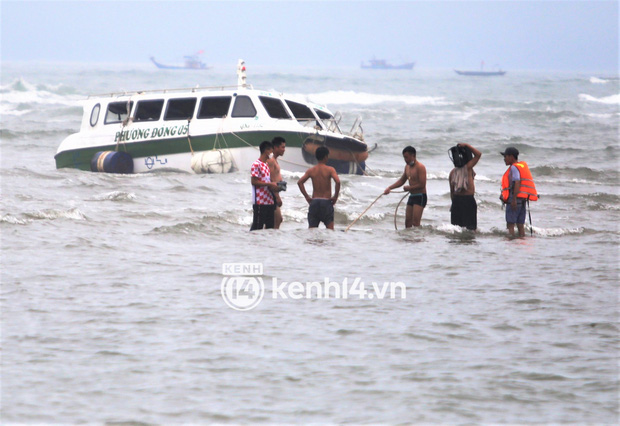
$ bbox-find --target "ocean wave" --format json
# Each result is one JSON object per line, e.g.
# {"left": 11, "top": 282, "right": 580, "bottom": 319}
{"left": 90, "top": 191, "right": 137, "bottom": 202}
{"left": 530, "top": 226, "right": 586, "bottom": 237}
{"left": 1, "top": 214, "right": 32, "bottom": 225}
{"left": 531, "top": 165, "right": 617, "bottom": 183}
{"left": 23, "top": 208, "right": 87, "bottom": 221}
{"left": 289, "top": 90, "right": 447, "bottom": 106}
{"left": 579, "top": 93, "right": 620, "bottom": 105}
{"left": 1, "top": 77, "right": 81, "bottom": 110}
{"left": 589, "top": 77, "right": 617, "bottom": 84}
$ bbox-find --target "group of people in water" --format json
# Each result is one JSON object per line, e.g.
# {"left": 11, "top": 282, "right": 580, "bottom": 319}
{"left": 250, "top": 137, "right": 537, "bottom": 237}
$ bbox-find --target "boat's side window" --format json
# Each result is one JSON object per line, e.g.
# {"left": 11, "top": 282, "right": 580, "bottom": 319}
{"left": 165, "top": 98, "right": 197, "bottom": 121}
{"left": 105, "top": 101, "right": 133, "bottom": 124}
{"left": 90, "top": 103, "right": 101, "bottom": 127}
{"left": 285, "top": 100, "right": 315, "bottom": 122}
{"left": 197, "top": 96, "right": 232, "bottom": 119}
{"left": 259, "top": 96, "right": 291, "bottom": 119}
{"left": 134, "top": 100, "right": 164, "bottom": 122}
{"left": 231, "top": 95, "right": 257, "bottom": 118}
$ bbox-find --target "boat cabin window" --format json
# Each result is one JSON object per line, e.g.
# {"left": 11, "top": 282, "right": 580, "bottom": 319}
{"left": 285, "top": 100, "right": 315, "bottom": 122}
{"left": 90, "top": 104, "right": 101, "bottom": 127}
{"left": 314, "top": 109, "right": 333, "bottom": 120}
{"left": 134, "top": 99, "right": 164, "bottom": 122}
{"left": 231, "top": 95, "right": 257, "bottom": 118}
{"left": 165, "top": 98, "right": 197, "bottom": 121}
{"left": 105, "top": 101, "right": 133, "bottom": 124}
{"left": 198, "top": 96, "right": 232, "bottom": 119}
{"left": 259, "top": 96, "right": 291, "bottom": 119}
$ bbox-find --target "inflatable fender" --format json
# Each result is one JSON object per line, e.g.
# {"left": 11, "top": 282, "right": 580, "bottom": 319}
{"left": 191, "top": 150, "right": 234, "bottom": 174}
{"left": 90, "top": 151, "right": 134, "bottom": 174}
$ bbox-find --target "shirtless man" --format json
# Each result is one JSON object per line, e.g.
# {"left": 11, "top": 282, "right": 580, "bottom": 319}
{"left": 267, "top": 137, "right": 286, "bottom": 229}
{"left": 384, "top": 146, "right": 427, "bottom": 228}
{"left": 297, "top": 146, "right": 341, "bottom": 230}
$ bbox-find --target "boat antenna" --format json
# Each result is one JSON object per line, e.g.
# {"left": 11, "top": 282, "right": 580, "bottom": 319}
{"left": 237, "top": 59, "right": 247, "bottom": 88}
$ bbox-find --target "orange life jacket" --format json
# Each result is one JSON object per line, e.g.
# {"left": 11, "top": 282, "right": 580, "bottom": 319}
{"left": 501, "top": 161, "right": 538, "bottom": 202}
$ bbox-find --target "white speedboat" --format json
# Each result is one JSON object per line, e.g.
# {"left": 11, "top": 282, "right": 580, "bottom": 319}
{"left": 55, "top": 60, "right": 370, "bottom": 175}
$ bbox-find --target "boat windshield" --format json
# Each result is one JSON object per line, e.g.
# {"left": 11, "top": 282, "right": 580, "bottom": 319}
{"left": 314, "top": 108, "right": 341, "bottom": 133}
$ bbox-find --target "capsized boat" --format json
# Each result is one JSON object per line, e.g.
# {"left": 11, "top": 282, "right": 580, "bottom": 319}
{"left": 150, "top": 52, "right": 210, "bottom": 70}
{"left": 361, "top": 59, "right": 415, "bottom": 70}
{"left": 55, "top": 60, "right": 370, "bottom": 175}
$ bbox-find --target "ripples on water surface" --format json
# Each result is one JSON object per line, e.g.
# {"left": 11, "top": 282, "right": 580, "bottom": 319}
{"left": 1, "top": 63, "right": 619, "bottom": 423}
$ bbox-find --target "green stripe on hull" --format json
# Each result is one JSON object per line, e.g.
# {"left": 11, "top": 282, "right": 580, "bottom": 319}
{"left": 55, "top": 130, "right": 309, "bottom": 171}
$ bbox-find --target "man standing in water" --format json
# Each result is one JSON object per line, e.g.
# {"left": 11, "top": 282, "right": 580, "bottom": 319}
{"left": 384, "top": 146, "right": 427, "bottom": 227}
{"left": 250, "top": 141, "right": 279, "bottom": 231}
{"left": 500, "top": 146, "right": 538, "bottom": 237}
{"left": 449, "top": 143, "right": 482, "bottom": 230}
{"left": 267, "top": 136, "right": 286, "bottom": 229}
{"left": 297, "top": 146, "right": 341, "bottom": 230}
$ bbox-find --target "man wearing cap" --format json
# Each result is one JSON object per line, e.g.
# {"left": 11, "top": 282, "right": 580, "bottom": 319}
{"left": 500, "top": 147, "right": 526, "bottom": 237}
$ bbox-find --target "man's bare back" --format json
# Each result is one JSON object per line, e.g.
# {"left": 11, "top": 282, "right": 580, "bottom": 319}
{"left": 301, "top": 163, "right": 340, "bottom": 201}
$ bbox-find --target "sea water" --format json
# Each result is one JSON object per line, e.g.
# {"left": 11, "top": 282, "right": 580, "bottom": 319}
{"left": 1, "top": 62, "right": 618, "bottom": 423}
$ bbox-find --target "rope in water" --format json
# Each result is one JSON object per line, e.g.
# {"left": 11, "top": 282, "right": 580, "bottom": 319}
{"left": 344, "top": 190, "right": 408, "bottom": 232}
{"left": 393, "top": 192, "right": 409, "bottom": 231}
{"left": 344, "top": 193, "right": 384, "bottom": 232}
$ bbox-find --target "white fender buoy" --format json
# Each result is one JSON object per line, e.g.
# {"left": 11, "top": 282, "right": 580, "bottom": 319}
{"left": 191, "top": 150, "right": 234, "bottom": 174}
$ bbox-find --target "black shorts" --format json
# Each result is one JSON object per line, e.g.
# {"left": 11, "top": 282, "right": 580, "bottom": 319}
{"left": 451, "top": 195, "right": 477, "bottom": 230}
{"left": 250, "top": 204, "right": 275, "bottom": 230}
{"left": 407, "top": 193, "right": 428, "bottom": 207}
{"left": 308, "top": 199, "right": 334, "bottom": 227}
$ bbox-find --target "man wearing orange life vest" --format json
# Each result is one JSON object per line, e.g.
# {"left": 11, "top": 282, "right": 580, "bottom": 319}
{"left": 500, "top": 147, "right": 538, "bottom": 237}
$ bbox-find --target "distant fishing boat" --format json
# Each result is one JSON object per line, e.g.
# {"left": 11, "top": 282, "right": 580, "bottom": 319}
{"left": 150, "top": 51, "right": 210, "bottom": 70}
{"left": 455, "top": 70, "right": 506, "bottom": 76}
{"left": 455, "top": 61, "right": 506, "bottom": 76}
{"left": 361, "top": 59, "right": 415, "bottom": 70}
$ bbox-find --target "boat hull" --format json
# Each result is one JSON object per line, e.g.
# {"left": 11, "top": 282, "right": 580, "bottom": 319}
{"left": 55, "top": 130, "right": 368, "bottom": 175}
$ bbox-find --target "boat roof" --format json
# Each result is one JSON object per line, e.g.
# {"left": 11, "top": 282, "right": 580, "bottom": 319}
{"left": 84, "top": 84, "right": 332, "bottom": 114}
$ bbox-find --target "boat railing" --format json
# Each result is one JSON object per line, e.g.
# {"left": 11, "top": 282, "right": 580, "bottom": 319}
{"left": 87, "top": 84, "right": 254, "bottom": 99}
{"left": 348, "top": 116, "right": 364, "bottom": 141}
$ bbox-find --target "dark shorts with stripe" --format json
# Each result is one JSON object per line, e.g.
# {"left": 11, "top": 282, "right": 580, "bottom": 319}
{"left": 407, "top": 193, "right": 428, "bottom": 207}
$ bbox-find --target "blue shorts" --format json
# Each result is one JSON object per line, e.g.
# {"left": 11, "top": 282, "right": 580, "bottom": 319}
{"left": 506, "top": 201, "right": 526, "bottom": 224}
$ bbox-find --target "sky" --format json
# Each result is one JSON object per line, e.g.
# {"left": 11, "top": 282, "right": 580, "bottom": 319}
{"left": 1, "top": 0, "right": 618, "bottom": 72}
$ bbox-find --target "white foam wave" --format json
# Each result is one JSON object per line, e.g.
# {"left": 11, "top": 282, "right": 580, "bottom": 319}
{"left": 92, "top": 191, "right": 137, "bottom": 201}
{"left": 589, "top": 77, "right": 609, "bottom": 84}
{"left": 1, "top": 214, "right": 32, "bottom": 225}
{"left": 25, "top": 208, "right": 86, "bottom": 221}
{"left": 532, "top": 226, "right": 585, "bottom": 237}
{"left": 289, "top": 91, "right": 446, "bottom": 106}
{"left": 1, "top": 78, "right": 81, "bottom": 111}
{"left": 579, "top": 93, "right": 620, "bottom": 105}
